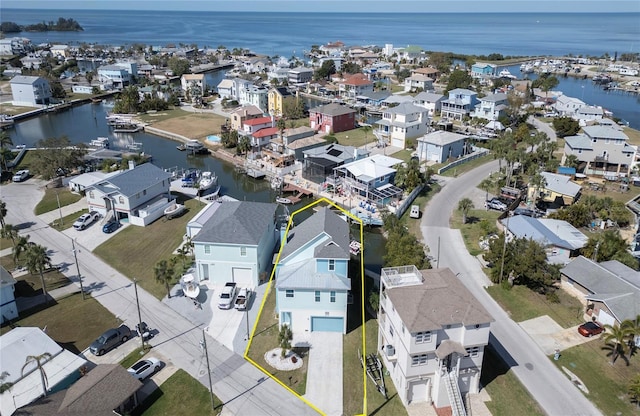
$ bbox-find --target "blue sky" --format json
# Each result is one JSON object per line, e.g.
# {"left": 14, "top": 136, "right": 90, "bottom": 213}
{"left": 2, "top": 0, "right": 640, "bottom": 13}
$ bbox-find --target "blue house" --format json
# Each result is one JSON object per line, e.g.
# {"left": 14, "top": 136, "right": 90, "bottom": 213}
{"left": 416, "top": 131, "right": 469, "bottom": 163}
{"left": 440, "top": 88, "right": 479, "bottom": 121}
{"left": 470, "top": 62, "right": 497, "bottom": 78}
{"left": 275, "top": 207, "right": 351, "bottom": 333}
{"left": 192, "top": 201, "right": 278, "bottom": 287}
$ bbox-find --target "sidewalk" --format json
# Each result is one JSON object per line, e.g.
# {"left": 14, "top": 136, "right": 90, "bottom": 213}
{"left": 38, "top": 198, "right": 87, "bottom": 225}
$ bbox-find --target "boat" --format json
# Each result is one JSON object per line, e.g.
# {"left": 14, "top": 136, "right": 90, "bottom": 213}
{"left": 0, "top": 114, "right": 14, "bottom": 129}
{"left": 197, "top": 171, "right": 217, "bottom": 191}
{"left": 89, "top": 137, "right": 110, "bottom": 148}
{"left": 349, "top": 240, "right": 361, "bottom": 255}
{"left": 185, "top": 139, "right": 209, "bottom": 155}
{"left": 113, "top": 124, "right": 142, "bottom": 133}
{"left": 164, "top": 202, "right": 185, "bottom": 219}
{"left": 276, "top": 197, "right": 293, "bottom": 204}
{"left": 176, "top": 144, "right": 186, "bottom": 151}
{"left": 498, "top": 69, "right": 517, "bottom": 79}
{"left": 180, "top": 273, "right": 200, "bottom": 299}
{"left": 91, "top": 97, "right": 103, "bottom": 104}
{"left": 181, "top": 169, "right": 200, "bottom": 188}
{"left": 271, "top": 177, "right": 283, "bottom": 190}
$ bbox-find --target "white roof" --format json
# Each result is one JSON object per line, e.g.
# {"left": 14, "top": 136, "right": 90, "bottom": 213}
{"left": 541, "top": 171, "right": 581, "bottom": 197}
{"left": 339, "top": 154, "right": 401, "bottom": 181}
{"left": 418, "top": 131, "right": 468, "bottom": 146}
{"left": 69, "top": 171, "right": 119, "bottom": 188}
{"left": 217, "top": 79, "right": 234, "bottom": 89}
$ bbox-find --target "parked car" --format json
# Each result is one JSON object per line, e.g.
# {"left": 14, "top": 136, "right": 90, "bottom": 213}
{"left": 102, "top": 221, "right": 121, "bottom": 234}
{"left": 578, "top": 321, "right": 604, "bottom": 337}
{"left": 486, "top": 198, "right": 508, "bottom": 211}
{"left": 409, "top": 205, "right": 420, "bottom": 219}
{"left": 234, "top": 287, "right": 251, "bottom": 311}
{"left": 73, "top": 211, "right": 101, "bottom": 230}
{"left": 12, "top": 169, "right": 29, "bottom": 182}
{"left": 513, "top": 207, "right": 543, "bottom": 218}
{"left": 218, "top": 282, "right": 237, "bottom": 309}
{"left": 127, "top": 357, "right": 162, "bottom": 380}
{"left": 90, "top": 325, "right": 131, "bottom": 355}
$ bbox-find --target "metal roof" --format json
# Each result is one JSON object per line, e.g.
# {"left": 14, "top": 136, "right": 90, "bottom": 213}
{"left": 275, "top": 259, "right": 351, "bottom": 290}
{"left": 89, "top": 163, "right": 172, "bottom": 198}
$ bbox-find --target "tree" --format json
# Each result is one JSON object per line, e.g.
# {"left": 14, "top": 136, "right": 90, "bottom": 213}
{"left": 394, "top": 159, "right": 426, "bottom": 191}
{"left": 13, "top": 234, "right": 31, "bottom": 266}
{"left": 629, "top": 374, "right": 640, "bottom": 409}
{"left": 220, "top": 129, "right": 238, "bottom": 149}
{"left": 382, "top": 212, "right": 429, "bottom": 269}
{"left": 0, "top": 147, "right": 12, "bottom": 173}
{"left": 0, "top": 131, "right": 13, "bottom": 149}
{"left": 113, "top": 85, "right": 140, "bottom": 114}
{"left": 1, "top": 223, "right": 18, "bottom": 253}
{"left": 167, "top": 56, "right": 191, "bottom": 77}
{"left": 278, "top": 324, "right": 293, "bottom": 358}
{"left": 154, "top": 259, "right": 176, "bottom": 299}
{"left": 564, "top": 154, "right": 580, "bottom": 169}
{"left": 601, "top": 323, "right": 634, "bottom": 365}
{"left": 237, "top": 135, "right": 251, "bottom": 156}
{"left": 176, "top": 237, "right": 193, "bottom": 269}
{"left": 0, "top": 199, "right": 7, "bottom": 228}
{"left": 30, "top": 136, "right": 87, "bottom": 180}
{"left": 582, "top": 230, "right": 639, "bottom": 270}
{"left": 458, "top": 198, "right": 474, "bottom": 224}
{"left": 21, "top": 353, "right": 52, "bottom": 397}
{"left": 552, "top": 117, "right": 580, "bottom": 138}
{"left": 445, "top": 69, "right": 472, "bottom": 93}
{"left": 282, "top": 97, "right": 305, "bottom": 119}
{"left": 24, "top": 244, "right": 52, "bottom": 302}
{"left": 478, "top": 178, "right": 494, "bottom": 204}
{"left": 315, "top": 59, "right": 336, "bottom": 80}
{"left": 0, "top": 371, "right": 13, "bottom": 394}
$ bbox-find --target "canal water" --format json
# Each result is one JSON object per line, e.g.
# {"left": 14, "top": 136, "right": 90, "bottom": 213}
{"left": 7, "top": 101, "right": 387, "bottom": 272}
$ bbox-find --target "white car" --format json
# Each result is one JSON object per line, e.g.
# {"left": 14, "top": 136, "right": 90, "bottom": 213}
{"left": 127, "top": 357, "right": 162, "bottom": 380}
{"left": 409, "top": 205, "right": 420, "bottom": 219}
{"left": 218, "top": 282, "right": 237, "bottom": 309}
{"left": 73, "top": 211, "right": 101, "bottom": 230}
{"left": 12, "top": 170, "right": 29, "bottom": 182}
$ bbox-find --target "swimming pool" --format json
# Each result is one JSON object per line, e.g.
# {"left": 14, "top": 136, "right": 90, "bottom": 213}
{"left": 206, "top": 135, "right": 221, "bottom": 143}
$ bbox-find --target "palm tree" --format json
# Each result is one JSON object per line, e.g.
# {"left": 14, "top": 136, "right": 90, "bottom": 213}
{"left": 0, "top": 131, "right": 13, "bottom": 149}
{"left": 458, "top": 198, "right": 474, "bottom": 224}
{"left": 478, "top": 178, "right": 493, "bottom": 206}
{"left": 21, "top": 353, "right": 52, "bottom": 397}
{"left": 601, "top": 323, "right": 634, "bottom": 365}
{"left": 0, "top": 147, "right": 12, "bottom": 173}
{"left": 176, "top": 237, "right": 193, "bottom": 269}
{"left": 0, "top": 199, "right": 7, "bottom": 228}
{"left": 0, "top": 371, "right": 13, "bottom": 393}
{"left": 278, "top": 324, "right": 293, "bottom": 358}
{"left": 1, "top": 223, "right": 18, "bottom": 251}
{"left": 629, "top": 374, "right": 640, "bottom": 409}
{"left": 13, "top": 234, "right": 31, "bottom": 266}
{"left": 154, "top": 259, "right": 175, "bottom": 299}
{"left": 237, "top": 135, "right": 251, "bottom": 156}
{"left": 24, "top": 244, "right": 52, "bottom": 302}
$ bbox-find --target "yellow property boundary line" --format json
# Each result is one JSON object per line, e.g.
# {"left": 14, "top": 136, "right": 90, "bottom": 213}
{"left": 243, "top": 197, "right": 368, "bottom": 416}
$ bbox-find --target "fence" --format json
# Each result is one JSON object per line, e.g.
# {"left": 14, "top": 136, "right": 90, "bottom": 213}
{"left": 395, "top": 183, "right": 426, "bottom": 218}
{"left": 437, "top": 148, "right": 490, "bottom": 175}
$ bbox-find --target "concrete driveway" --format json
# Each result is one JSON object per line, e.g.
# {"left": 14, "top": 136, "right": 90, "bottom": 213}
{"left": 519, "top": 315, "right": 599, "bottom": 355}
{"left": 303, "top": 332, "right": 343, "bottom": 416}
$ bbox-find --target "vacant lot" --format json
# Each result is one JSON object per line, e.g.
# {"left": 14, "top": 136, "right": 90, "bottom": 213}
{"left": 141, "top": 110, "right": 227, "bottom": 140}
{"left": 35, "top": 187, "right": 83, "bottom": 215}
{"left": 0, "top": 255, "right": 71, "bottom": 296}
{"left": 450, "top": 208, "right": 502, "bottom": 256}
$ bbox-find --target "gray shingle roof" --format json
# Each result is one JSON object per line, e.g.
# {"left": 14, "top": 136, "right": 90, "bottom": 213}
{"left": 564, "top": 135, "right": 593, "bottom": 150}
{"left": 414, "top": 91, "right": 444, "bottom": 102}
{"left": 583, "top": 125, "right": 629, "bottom": 140}
{"left": 541, "top": 172, "right": 582, "bottom": 197}
{"left": 384, "top": 102, "right": 425, "bottom": 115}
{"left": 386, "top": 268, "right": 493, "bottom": 332}
{"left": 193, "top": 201, "right": 277, "bottom": 245}
{"left": 91, "top": 163, "right": 172, "bottom": 198}
{"left": 280, "top": 207, "right": 350, "bottom": 260}
{"left": 309, "top": 102, "right": 356, "bottom": 117}
{"left": 10, "top": 75, "right": 42, "bottom": 85}
{"left": 501, "top": 215, "right": 587, "bottom": 250}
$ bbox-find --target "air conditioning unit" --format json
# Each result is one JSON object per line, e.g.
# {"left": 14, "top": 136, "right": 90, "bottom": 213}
{"left": 385, "top": 345, "right": 396, "bottom": 357}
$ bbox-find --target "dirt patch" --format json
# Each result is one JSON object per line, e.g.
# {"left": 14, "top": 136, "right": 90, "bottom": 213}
{"left": 148, "top": 113, "right": 227, "bottom": 139}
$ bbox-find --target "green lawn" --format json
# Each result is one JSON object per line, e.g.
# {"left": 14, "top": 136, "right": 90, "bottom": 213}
{"left": 485, "top": 284, "right": 584, "bottom": 328}
{"left": 34, "top": 187, "right": 83, "bottom": 215}
{"left": 450, "top": 208, "right": 502, "bottom": 256}
{"left": 93, "top": 196, "right": 204, "bottom": 299}
{"left": 136, "top": 108, "right": 190, "bottom": 123}
{"left": 120, "top": 345, "right": 152, "bottom": 369}
{"left": 0, "top": 255, "right": 72, "bottom": 297}
{"left": 389, "top": 149, "right": 413, "bottom": 162}
{"left": 550, "top": 339, "right": 639, "bottom": 415}
{"left": 480, "top": 344, "right": 544, "bottom": 416}
{"left": 50, "top": 209, "right": 87, "bottom": 231}
{"left": 135, "top": 369, "right": 221, "bottom": 416}
{"left": 401, "top": 182, "right": 442, "bottom": 239}
{"left": 623, "top": 126, "right": 640, "bottom": 146}
{"left": 438, "top": 153, "right": 493, "bottom": 177}
{"left": 245, "top": 284, "right": 308, "bottom": 396}
{"left": 0, "top": 292, "right": 117, "bottom": 354}
{"left": 334, "top": 127, "right": 378, "bottom": 149}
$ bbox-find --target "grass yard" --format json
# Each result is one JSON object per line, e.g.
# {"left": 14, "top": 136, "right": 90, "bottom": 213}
{"left": 438, "top": 154, "right": 493, "bottom": 177}
{"left": 389, "top": 149, "right": 413, "bottom": 162}
{"left": 135, "top": 369, "right": 221, "bottom": 416}
{"left": 401, "top": 182, "right": 442, "bottom": 238}
{"left": 485, "top": 285, "right": 584, "bottom": 328}
{"left": 245, "top": 284, "right": 308, "bottom": 396}
{"left": 480, "top": 344, "right": 544, "bottom": 416}
{"left": 93, "top": 197, "right": 205, "bottom": 300}
{"left": 579, "top": 186, "right": 640, "bottom": 205}
{"left": 550, "top": 339, "right": 640, "bottom": 416}
{"left": 0, "top": 255, "right": 71, "bottom": 297}
{"left": 136, "top": 108, "right": 191, "bottom": 123}
{"left": 623, "top": 126, "right": 640, "bottom": 146}
{"left": 34, "top": 187, "right": 83, "bottom": 215}
{"left": 120, "top": 345, "right": 152, "bottom": 369}
{"left": 141, "top": 110, "right": 227, "bottom": 140}
{"left": 50, "top": 209, "right": 87, "bottom": 231}
{"left": 450, "top": 208, "right": 502, "bottom": 256}
{"left": 0, "top": 292, "right": 117, "bottom": 354}
{"left": 334, "top": 127, "right": 379, "bottom": 149}
{"left": 0, "top": 103, "right": 38, "bottom": 116}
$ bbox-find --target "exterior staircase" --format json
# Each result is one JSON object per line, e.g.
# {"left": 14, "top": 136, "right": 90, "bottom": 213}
{"left": 444, "top": 372, "right": 467, "bottom": 416}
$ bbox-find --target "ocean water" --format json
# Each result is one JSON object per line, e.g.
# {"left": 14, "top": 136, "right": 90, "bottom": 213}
{"left": 2, "top": 9, "right": 638, "bottom": 58}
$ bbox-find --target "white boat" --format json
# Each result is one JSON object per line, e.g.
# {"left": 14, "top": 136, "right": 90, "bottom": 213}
{"left": 180, "top": 274, "right": 200, "bottom": 299}
{"left": 198, "top": 171, "right": 217, "bottom": 191}
{"left": 271, "top": 177, "right": 283, "bottom": 190}
{"left": 498, "top": 69, "right": 517, "bottom": 79}
{"left": 185, "top": 139, "right": 209, "bottom": 155}
{"left": 276, "top": 197, "right": 293, "bottom": 204}
{"left": 164, "top": 202, "right": 185, "bottom": 219}
{"left": 89, "top": 137, "right": 110, "bottom": 148}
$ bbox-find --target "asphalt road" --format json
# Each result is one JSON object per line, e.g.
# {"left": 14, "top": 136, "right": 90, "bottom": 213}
{"left": 421, "top": 162, "right": 602, "bottom": 416}
{"left": 1, "top": 180, "right": 317, "bottom": 416}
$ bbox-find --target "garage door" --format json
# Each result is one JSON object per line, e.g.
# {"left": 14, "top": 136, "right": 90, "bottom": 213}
{"left": 391, "top": 137, "right": 404, "bottom": 148}
{"left": 232, "top": 267, "right": 253, "bottom": 287}
{"left": 311, "top": 316, "right": 343, "bottom": 332}
{"left": 408, "top": 379, "right": 428, "bottom": 403}
{"left": 597, "top": 308, "right": 616, "bottom": 326}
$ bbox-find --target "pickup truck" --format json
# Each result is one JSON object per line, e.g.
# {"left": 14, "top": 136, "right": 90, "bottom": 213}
{"left": 89, "top": 324, "right": 131, "bottom": 356}
{"left": 218, "top": 282, "right": 237, "bottom": 309}
{"left": 12, "top": 169, "right": 29, "bottom": 182}
{"left": 234, "top": 287, "right": 251, "bottom": 311}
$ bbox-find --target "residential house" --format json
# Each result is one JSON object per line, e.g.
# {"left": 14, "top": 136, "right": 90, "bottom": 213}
{"left": 192, "top": 201, "right": 278, "bottom": 287}
{"left": 20, "top": 55, "right": 43, "bottom": 70}
{"left": 216, "top": 78, "right": 235, "bottom": 99}
{"left": 180, "top": 73, "right": 207, "bottom": 94}
{"left": 85, "top": 162, "right": 173, "bottom": 226}
{"left": 0, "top": 266, "right": 18, "bottom": 324}
{"left": 10, "top": 75, "right": 51, "bottom": 106}
{"left": 339, "top": 73, "right": 374, "bottom": 102}
{"left": 15, "top": 364, "right": 143, "bottom": 416}
{"left": 288, "top": 66, "right": 314, "bottom": 85}
{"left": 275, "top": 127, "right": 328, "bottom": 161}
{"left": 0, "top": 327, "right": 88, "bottom": 416}
{"left": 440, "top": 88, "right": 479, "bottom": 121}
{"left": 309, "top": 102, "right": 357, "bottom": 134}
{"left": 397, "top": 45, "right": 425, "bottom": 63}
{"left": 411, "top": 67, "right": 440, "bottom": 81}
{"left": 241, "top": 116, "right": 275, "bottom": 135}
{"left": 563, "top": 125, "right": 637, "bottom": 178}
{"left": 561, "top": 256, "right": 640, "bottom": 327}
{"left": 403, "top": 74, "right": 434, "bottom": 93}
{"left": 375, "top": 102, "right": 430, "bottom": 149}
{"left": 0, "top": 37, "right": 34, "bottom": 55}
{"left": 230, "top": 105, "right": 264, "bottom": 131}
{"left": 244, "top": 84, "right": 269, "bottom": 113}
{"left": 355, "top": 91, "right": 391, "bottom": 108}
{"left": 470, "top": 63, "right": 497, "bottom": 78}
{"left": 76, "top": 57, "right": 103, "bottom": 73}
{"left": 416, "top": 131, "right": 469, "bottom": 163}
{"left": 333, "top": 154, "right": 404, "bottom": 204}
{"left": 302, "top": 143, "right": 360, "bottom": 184}
{"left": 382, "top": 95, "right": 415, "bottom": 107}
{"left": 267, "top": 67, "right": 290, "bottom": 84}
{"left": 97, "top": 64, "right": 135, "bottom": 89}
{"left": 553, "top": 95, "right": 585, "bottom": 116}
{"left": 527, "top": 171, "right": 582, "bottom": 206}
{"left": 319, "top": 41, "right": 345, "bottom": 55}
{"left": 268, "top": 87, "right": 293, "bottom": 117}
{"left": 49, "top": 44, "right": 70, "bottom": 58}
{"left": 275, "top": 206, "right": 351, "bottom": 334}
{"left": 413, "top": 91, "right": 444, "bottom": 116}
{"left": 378, "top": 266, "right": 492, "bottom": 408}
{"left": 242, "top": 56, "right": 270, "bottom": 73}
{"left": 575, "top": 106, "right": 605, "bottom": 124}
{"left": 500, "top": 216, "right": 588, "bottom": 264}
{"left": 471, "top": 92, "right": 508, "bottom": 121}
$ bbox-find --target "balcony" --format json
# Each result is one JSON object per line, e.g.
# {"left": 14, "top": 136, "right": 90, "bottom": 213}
{"left": 381, "top": 265, "right": 423, "bottom": 289}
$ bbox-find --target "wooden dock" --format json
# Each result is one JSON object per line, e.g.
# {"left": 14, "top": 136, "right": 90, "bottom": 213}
{"left": 281, "top": 182, "right": 313, "bottom": 204}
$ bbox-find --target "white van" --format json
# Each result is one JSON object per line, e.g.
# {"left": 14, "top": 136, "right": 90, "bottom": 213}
{"left": 410, "top": 205, "right": 420, "bottom": 219}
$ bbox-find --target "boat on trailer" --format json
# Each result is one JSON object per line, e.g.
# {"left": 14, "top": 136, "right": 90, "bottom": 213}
{"left": 164, "top": 202, "right": 185, "bottom": 219}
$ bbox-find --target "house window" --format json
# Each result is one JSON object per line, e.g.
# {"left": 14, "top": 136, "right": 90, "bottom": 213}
{"left": 328, "top": 259, "right": 335, "bottom": 271}
{"left": 118, "top": 196, "right": 124, "bottom": 204}
{"left": 330, "top": 291, "right": 336, "bottom": 303}
{"left": 389, "top": 325, "right": 394, "bottom": 337}
{"left": 204, "top": 245, "right": 211, "bottom": 254}
{"left": 143, "top": 189, "right": 147, "bottom": 196}
{"left": 415, "top": 331, "right": 431, "bottom": 343}
{"left": 240, "top": 247, "right": 247, "bottom": 257}
{"left": 465, "top": 346, "right": 480, "bottom": 358}
{"left": 315, "top": 291, "right": 320, "bottom": 302}
{"left": 89, "top": 191, "right": 94, "bottom": 199}
{"left": 411, "top": 354, "right": 428, "bottom": 366}
{"left": 286, "top": 290, "right": 294, "bottom": 298}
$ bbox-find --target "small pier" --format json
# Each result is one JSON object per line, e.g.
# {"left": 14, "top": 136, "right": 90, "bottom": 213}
{"left": 281, "top": 183, "right": 313, "bottom": 204}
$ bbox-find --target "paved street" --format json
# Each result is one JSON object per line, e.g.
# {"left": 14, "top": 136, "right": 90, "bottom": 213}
{"left": 1, "top": 180, "right": 317, "bottom": 416}
{"left": 421, "top": 161, "right": 602, "bottom": 416}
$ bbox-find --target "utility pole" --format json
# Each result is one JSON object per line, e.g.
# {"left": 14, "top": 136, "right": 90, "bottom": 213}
{"left": 436, "top": 236, "right": 441, "bottom": 268}
{"left": 499, "top": 214, "right": 510, "bottom": 285}
{"left": 202, "top": 329, "right": 215, "bottom": 410}
{"left": 55, "top": 191, "right": 63, "bottom": 226}
{"left": 133, "top": 279, "right": 144, "bottom": 350}
{"left": 245, "top": 306, "right": 250, "bottom": 341}
{"left": 71, "top": 239, "right": 85, "bottom": 300}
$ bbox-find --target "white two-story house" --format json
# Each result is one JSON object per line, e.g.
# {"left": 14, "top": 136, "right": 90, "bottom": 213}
{"left": 440, "top": 88, "right": 479, "bottom": 121}
{"left": 275, "top": 207, "right": 351, "bottom": 334}
{"left": 378, "top": 266, "right": 492, "bottom": 410}
{"left": 375, "top": 102, "right": 430, "bottom": 149}
{"left": 10, "top": 75, "right": 52, "bottom": 106}
{"left": 471, "top": 92, "right": 508, "bottom": 121}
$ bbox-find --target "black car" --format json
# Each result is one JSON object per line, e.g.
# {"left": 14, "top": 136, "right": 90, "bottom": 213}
{"left": 103, "top": 221, "right": 121, "bottom": 234}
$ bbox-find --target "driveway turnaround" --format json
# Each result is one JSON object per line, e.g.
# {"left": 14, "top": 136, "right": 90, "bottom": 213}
{"left": 2, "top": 180, "right": 317, "bottom": 416}
{"left": 303, "top": 332, "right": 343, "bottom": 416}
